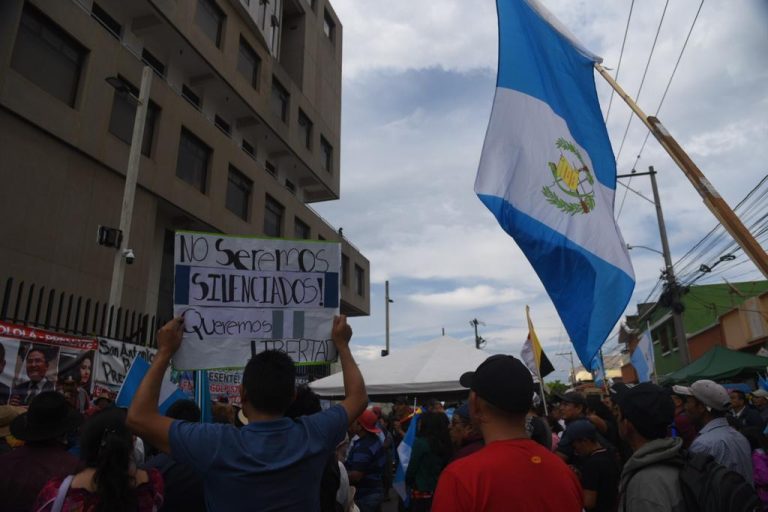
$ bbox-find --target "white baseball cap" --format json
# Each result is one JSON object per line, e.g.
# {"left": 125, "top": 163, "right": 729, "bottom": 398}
{"left": 752, "top": 389, "right": 768, "bottom": 399}
{"left": 672, "top": 380, "right": 731, "bottom": 412}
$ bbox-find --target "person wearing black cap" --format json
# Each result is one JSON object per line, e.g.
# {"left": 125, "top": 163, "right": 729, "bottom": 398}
{"left": 432, "top": 355, "right": 583, "bottom": 511}
{"left": 556, "top": 391, "right": 605, "bottom": 468}
{"left": 569, "top": 420, "right": 619, "bottom": 512}
{"left": 616, "top": 382, "right": 684, "bottom": 512}
{"left": 0, "top": 391, "right": 82, "bottom": 512}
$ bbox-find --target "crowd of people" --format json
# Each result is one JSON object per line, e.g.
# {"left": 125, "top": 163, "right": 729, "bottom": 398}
{"left": 0, "top": 314, "right": 766, "bottom": 511}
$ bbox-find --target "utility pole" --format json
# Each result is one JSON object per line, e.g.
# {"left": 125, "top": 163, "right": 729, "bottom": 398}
{"left": 382, "top": 280, "right": 393, "bottom": 356}
{"left": 557, "top": 350, "right": 576, "bottom": 386}
{"left": 596, "top": 63, "right": 768, "bottom": 279}
{"left": 470, "top": 318, "right": 485, "bottom": 349}
{"left": 107, "top": 66, "right": 152, "bottom": 309}
{"left": 618, "top": 166, "right": 690, "bottom": 366}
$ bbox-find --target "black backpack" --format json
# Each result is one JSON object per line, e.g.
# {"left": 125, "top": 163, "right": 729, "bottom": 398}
{"left": 676, "top": 451, "right": 761, "bottom": 512}
{"left": 622, "top": 449, "right": 760, "bottom": 512}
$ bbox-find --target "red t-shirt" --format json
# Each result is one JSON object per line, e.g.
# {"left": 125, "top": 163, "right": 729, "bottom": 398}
{"left": 432, "top": 438, "right": 583, "bottom": 512}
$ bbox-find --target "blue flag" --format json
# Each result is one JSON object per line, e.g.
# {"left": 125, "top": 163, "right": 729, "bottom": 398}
{"left": 115, "top": 355, "right": 188, "bottom": 415}
{"left": 592, "top": 352, "right": 606, "bottom": 388}
{"left": 631, "top": 330, "right": 655, "bottom": 383}
{"left": 475, "top": 0, "right": 635, "bottom": 370}
{"left": 392, "top": 408, "right": 422, "bottom": 504}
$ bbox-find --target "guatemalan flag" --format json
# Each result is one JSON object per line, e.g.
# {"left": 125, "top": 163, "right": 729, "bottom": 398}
{"left": 475, "top": 0, "right": 635, "bottom": 370}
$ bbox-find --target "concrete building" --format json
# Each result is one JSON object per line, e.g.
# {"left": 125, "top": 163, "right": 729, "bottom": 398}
{"left": 0, "top": 0, "right": 370, "bottom": 322}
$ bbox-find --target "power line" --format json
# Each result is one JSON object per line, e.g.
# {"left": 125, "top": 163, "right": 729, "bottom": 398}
{"left": 615, "top": 0, "right": 671, "bottom": 165}
{"left": 630, "top": 0, "right": 707, "bottom": 172}
{"left": 605, "top": 0, "right": 636, "bottom": 124}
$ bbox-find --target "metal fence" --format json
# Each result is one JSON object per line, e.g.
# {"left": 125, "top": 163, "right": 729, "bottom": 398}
{"left": 0, "top": 277, "right": 162, "bottom": 347}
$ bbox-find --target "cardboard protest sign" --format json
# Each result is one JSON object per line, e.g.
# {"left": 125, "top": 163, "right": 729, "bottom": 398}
{"left": 0, "top": 322, "right": 97, "bottom": 406}
{"left": 93, "top": 338, "right": 157, "bottom": 399}
{"left": 172, "top": 231, "right": 341, "bottom": 370}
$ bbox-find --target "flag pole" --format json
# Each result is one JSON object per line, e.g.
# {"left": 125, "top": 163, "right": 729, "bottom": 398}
{"left": 594, "top": 62, "right": 768, "bottom": 279}
{"left": 539, "top": 380, "right": 548, "bottom": 416}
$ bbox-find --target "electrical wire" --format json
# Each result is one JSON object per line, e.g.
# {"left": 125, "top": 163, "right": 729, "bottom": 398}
{"left": 605, "top": 0, "right": 636, "bottom": 124}
{"left": 614, "top": 0, "right": 670, "bottom": 165}
{"left": 629, "top": 0, "right": 706, "bottom": 172}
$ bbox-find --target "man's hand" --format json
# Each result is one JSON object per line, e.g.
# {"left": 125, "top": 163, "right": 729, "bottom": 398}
{"left": 157, "top": 317, "right": 184, "bottom": 356}
{"left": 332, "top": 315, "right": 352, "bottom": 350}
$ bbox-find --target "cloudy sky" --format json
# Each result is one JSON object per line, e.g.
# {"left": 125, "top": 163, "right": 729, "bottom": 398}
{"left": 313, "top": 0, "right": 768, "bottom": 383}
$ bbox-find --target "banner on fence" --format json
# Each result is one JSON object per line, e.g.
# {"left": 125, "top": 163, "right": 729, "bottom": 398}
{"left": 92, "top": 338, "right": 157, "bottom": 399}
{"left": 172, "top": 231, "right": 341, "bottom": 370}
{"left": 0, "top": 322, "right": 97, "bottom": 407}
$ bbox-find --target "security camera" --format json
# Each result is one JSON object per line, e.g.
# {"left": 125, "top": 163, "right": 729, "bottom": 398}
{"left": 122, "top": 249, "right": 136, "bottom": 265}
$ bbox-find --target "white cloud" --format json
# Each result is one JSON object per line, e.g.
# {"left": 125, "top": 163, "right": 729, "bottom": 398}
{"left": 317, "top": 0, "right": 768, "bottom": 379}
{"left": 409, "top": 285, "right": 526, "bottom": 309}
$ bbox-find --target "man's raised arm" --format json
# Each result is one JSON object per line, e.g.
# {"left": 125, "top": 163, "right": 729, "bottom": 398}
{"left": 126, "top": 317, "right": 183, "bottom": 453}
{"left": 333, "top": 315, "right": 368, "bottom": 424}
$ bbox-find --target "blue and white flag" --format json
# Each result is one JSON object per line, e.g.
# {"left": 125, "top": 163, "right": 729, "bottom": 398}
{"left": 115, "top": 355, "right": 187, "bottom": 415}
{"left": 630, "top": 330, "right": 655, "bottom": 383}
{"left": 392, "top": 408, "right": 422, "bottom": 503}
{"left": 592, "top": 352, "right": 606, "bottom": 388}
{"left": 476, "top": 0, "right": 635, "bottom": 370}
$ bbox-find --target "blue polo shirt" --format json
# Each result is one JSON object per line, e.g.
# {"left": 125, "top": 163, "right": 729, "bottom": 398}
{"left": 169, "top": 404, "right": 348, "bottom": 512}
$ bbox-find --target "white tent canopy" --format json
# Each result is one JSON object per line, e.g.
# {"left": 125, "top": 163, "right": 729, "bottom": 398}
{"left": 310, "top": 336, "right": 496, "bottom": 399}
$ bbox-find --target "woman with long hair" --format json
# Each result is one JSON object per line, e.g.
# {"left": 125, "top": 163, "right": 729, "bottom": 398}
{"left": 33, "top": 407, "right": 163, "bottom": 512}
{"left": 406, "top": 411, "right": 453, "bottom": 512}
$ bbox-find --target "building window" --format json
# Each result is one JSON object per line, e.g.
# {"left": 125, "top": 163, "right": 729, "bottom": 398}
{"left": 298, "top": 110, "right": 313, "bottom": 149}
{"left": 11, "top": 4, "right": 87, "bottom": 107}
{"left": 237, "top": 37, "right": 261, "bottom": 89}
{"left": 91, "top": 3, "right": 122, "bottom": 39}
{"left": 195, "top": 0, "right": 225, "bottom": 47}
{"left": 141, "top": 48, "right": 165, "bottom": 77}
{"left": 323, "top": 9, "right": 335, "bottom": 42}
{"left": 271, "top": 78, "right": 289, "bottom": 122}
{"left": 294, "top": 218, "right": 310, "bottom": 240}
{"left": 226, "top": 166, "right": 252, "bottom": 220}
{"left": 182, "top": 84, "right": 201, "bottom": 109}
{"left": 355, "top": 264, "right": 364, "bottom": 296}
{"left": 342, "top": 254, "right": 349, "bottom": 286}
{"left": 320, "top": 136, "right": 333, "bottom": 173}
{"left": 265, "top": 160, "right": 277, "bottom": 178}
{"left": 264, "top": 195, "right": 284, "bottom": 237}
{"left": 242, "top": 139, "right": 255, "bottom": 158}
{"left": 176, "top": 128, "right": 211, "bottom": 193}
{"left": 108, "top": 76, "right": 160, "bottom": 157}
{"left": 285, "top": 180, "right": 296, "bottom": 194}
{"left": 214, "top": 114, "right": 231, "bottom": 136}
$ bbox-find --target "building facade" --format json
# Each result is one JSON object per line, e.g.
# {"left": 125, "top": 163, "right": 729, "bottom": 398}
{"left": 0, "top": 0, "right": 370, "bottom": 323}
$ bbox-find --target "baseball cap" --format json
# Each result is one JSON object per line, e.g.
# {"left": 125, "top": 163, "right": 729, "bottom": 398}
{"left": 672, "top": 380, "right": 731, "bottom": 412}
{"left": 558, "top": 391, "right": 587, "bottom": 407}
{"left": 356, "top": 409, "right": 382, "bottom": 434}
{"left": 459, "top": 355, "right": 534, "bottom": 414}
{"left": 617, "top": 382, "right": 675, "bottom": 440}
{"left": 752, "top": 389, "right": 768, "bottom": 399}
{"left": 453, "top": 403, "right": 470, "bottom": 421}
{"left": 566, "top": 419, "right": 597, "bottom": 441}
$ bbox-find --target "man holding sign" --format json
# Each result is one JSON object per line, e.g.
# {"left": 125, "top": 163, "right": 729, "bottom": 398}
{"left": 127, "top": 314, "right": 367, "bottom": 512}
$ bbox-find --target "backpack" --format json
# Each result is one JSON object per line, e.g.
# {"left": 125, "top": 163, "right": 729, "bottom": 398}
{"left": 622, "top": 449, "right": 760, "bottom": 512}
{"left": 676, "top": 451, "right": 761, "bottom": 512}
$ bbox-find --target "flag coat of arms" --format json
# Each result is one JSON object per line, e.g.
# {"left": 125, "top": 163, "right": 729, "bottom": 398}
{"left": 476, "top": 0, "right": 635, "bottom": 369}
{"left": 631, "top": 330, "right": 655, "bottom": 383}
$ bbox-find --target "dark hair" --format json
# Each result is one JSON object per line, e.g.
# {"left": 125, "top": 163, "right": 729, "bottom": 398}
{"left": 79, "top": 408, "right": 137, "bottom": 512}
{"left": 165, "top": 399, "right": 201, "bottom": 422}
{"left": 418, "top": 412, "right": 453, "bottom": 462}
{"left": 586, "top": 395, "right": 615, "bottom": 423}
{"left": 0, "top": 342, "right": 5, "bottom": 360}
{"left": 284, "top": 385, "right": 321, "bottom": 419}
{"left": 27, "top": 345, "right": 50, "bottom": 362}
{"left": 243, "top": 350, "right": 296, "bottom": 414}
{"left": 731, "top": 390, "right": 746, "bottom": 401}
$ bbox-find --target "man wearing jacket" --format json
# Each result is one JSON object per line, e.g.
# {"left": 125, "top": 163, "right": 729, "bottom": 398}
{"left": 617, "top": 383, "right": 684, "bottom": 512}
